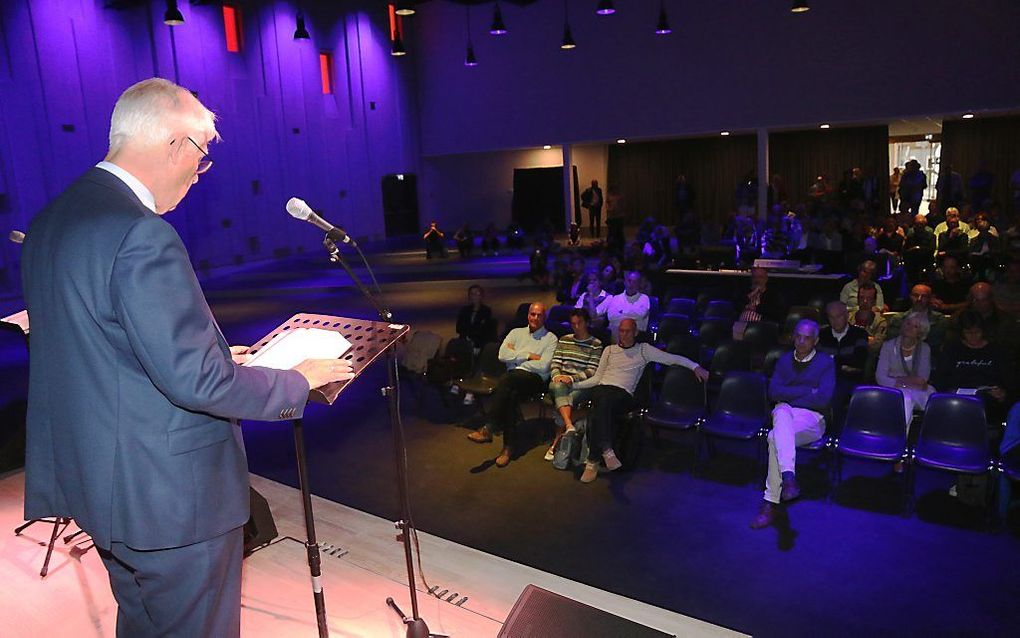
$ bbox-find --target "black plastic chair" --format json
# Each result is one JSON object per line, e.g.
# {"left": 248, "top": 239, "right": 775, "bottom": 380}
{"left": 455, "top": 342, "right": 506, "bottom": 414}
{"left": 762, "top": 346, "right": 790, "bottom": 378}
{"left": 695, "top": 371, "right": 770, "bottom": 477}
{"left": 546, "top": 304, "right": 573, "bottom": 326}
{"left": 707, "top": 341, "right": 752, "bottom": 391}
{"left": 833, "top": 386, "right": 909, "bottom": 507}
{"left": 645, "top": 367, "right": 707, "bottom": 443}
{"left": 697, "top": 317, "right": 732, "bottom": 349}
{"left": 656, "top": 313, "right": 691, "bottom": 346}
{"left": 909, "top": 393, "right": 993, "bottom": 511}
{"left": 741, "top": 321, "right": 780, "bottom": 369}
{"left": 704, "top": 299, "right": 735, "bottom": 321}
{"left": 781, "top": 306, "right": 821, "bottom": 343}
{"left": 666, "top": 297, "right": 696, "bottom": 318}
{"left": 665, "top": 333, "right": 701, "bottom": 361}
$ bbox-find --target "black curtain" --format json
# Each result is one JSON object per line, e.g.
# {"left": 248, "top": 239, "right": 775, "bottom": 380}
{"left": 940, "top": 115, "right": 1020, "bottom": 219}
{"left": 512, "top": 167, "right": 564, "bottom": 233}
{"left": 606, "top": 135, "right": 757, "bottom": 226}
{"left": 769, "top": 126, "right": 889, "bottom": 208}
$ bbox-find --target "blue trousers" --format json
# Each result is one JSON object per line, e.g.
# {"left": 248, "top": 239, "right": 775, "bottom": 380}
{"left": 98, "top": 526, "right": 244, "bottom": 637}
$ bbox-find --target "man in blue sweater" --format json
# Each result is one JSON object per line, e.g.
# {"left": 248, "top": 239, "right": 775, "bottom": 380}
{"left": 751, "top": 319, "right": 835, "bottom": 529}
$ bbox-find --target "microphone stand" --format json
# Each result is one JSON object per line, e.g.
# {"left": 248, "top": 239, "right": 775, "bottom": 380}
{"left": 321, "top": 237, "right": 444, "bottom": 638}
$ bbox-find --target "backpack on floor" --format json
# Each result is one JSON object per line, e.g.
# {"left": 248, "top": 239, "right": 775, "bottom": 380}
{"left": 552, "top": 419, "right": 587, "bottom": 470}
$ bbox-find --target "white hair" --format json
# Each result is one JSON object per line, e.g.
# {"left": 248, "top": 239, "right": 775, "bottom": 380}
{"left": 902, "top": 310, "right": 931, "bottom": 340}
{"left": 108, "top": 78, "right": 219, "bottom": 153}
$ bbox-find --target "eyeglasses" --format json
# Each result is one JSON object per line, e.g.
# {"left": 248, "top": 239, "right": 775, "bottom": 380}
{"left": 173, "top": 136, "right": 213, "bottom": 174}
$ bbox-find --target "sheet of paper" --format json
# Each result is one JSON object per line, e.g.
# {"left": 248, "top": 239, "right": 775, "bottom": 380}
{"left": 955, "top": 388, "right": 978, "bottom": 396}
{"left": 244, "top": 327, "right": 352, "bottom": 371}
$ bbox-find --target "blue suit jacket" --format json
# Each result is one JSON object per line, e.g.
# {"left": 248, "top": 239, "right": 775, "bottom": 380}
{"left": 21, "top": 168, "right": 310, "bottom": 550}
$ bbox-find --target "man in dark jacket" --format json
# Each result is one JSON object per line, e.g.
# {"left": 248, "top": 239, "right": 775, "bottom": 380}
{"left": 580, "top": 179, "right": 604, "bottom": 238}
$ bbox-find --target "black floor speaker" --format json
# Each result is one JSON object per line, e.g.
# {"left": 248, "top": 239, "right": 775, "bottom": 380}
{"left": 243, "top": 487, "right": 278, "bottom": 557}
{"left": 498, "top": 585, "right": 675, "bottom": 638}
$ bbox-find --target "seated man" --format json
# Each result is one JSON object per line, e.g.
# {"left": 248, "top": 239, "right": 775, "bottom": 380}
{"left": 575, "top": 271, "right": 609, "bottom": 315}
{"left": 947, "top": 283, "right": 1020, "bottom": 361}
{"left": 733, "top": 266, "right": 785, "bottom": 340}
{"left": 840, "top": 259, "right": 885, "bottom": 313}
{"left": 850, "top": 282, "right": 887, "bottom": 351}
{"left": 931, "top": 255, "right": 971, "bottom": 315}
{"left": 544, "top": 309, "right": 604, "bottom": 460}
{"left": 424, "top": 221, "right": 448, "bottom": 259}
{"left": 886, "top": 284, "right": 948, "bottom": 351}
{"left": 818, "top": 301, "right": 868, "bottom": 381}
{"left": 596, "top": 270, "right": 651, "bottom": 341}
{"left": 572, "top": 319, "right": 709, "bottom": 483}
{"left": 751, "top": 320, "right": 835, "bottom": 529}
{"left": 467, "top": 303, "right": 558, "bottom": 467}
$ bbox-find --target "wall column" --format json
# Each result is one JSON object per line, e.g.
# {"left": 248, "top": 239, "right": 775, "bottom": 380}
{"left": 562, "top": 144, "right": 574, "bottom": 229}
{"left": 757, "top": 128, "right": 769, "bottom": 220}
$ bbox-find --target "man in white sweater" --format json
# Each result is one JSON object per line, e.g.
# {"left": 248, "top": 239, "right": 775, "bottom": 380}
{"left": 573, "top": 319, "right": 709, "bottom": 482}
{"left": 596, "top": 271, "right": 651, "bottom": 340}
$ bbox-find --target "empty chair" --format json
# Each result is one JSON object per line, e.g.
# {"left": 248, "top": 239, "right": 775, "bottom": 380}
{"left": 833, "top": 386, "right": 909, "bottom": 504}
{"left": 646, "top": 367, "right": 707, "bottom": 442}
{"left": 697, "top": 317, "right": 732, "bottom": 349}
{"left": 656, "top": 313, "right": 691, "bottom": 345}
{"left": 455, "top": 342, "right": 506, "bottom": 414}
{"left": 805, "top": 295, "right": 829, "bottom": 318}
{"left": 427, "top": 337, "right": 475, "bottom": 385}
{"left": 910, "top": 393, "right": 993, "bottom": 509}
{"left": 704, "top": 300, "right": 735, "bottom": 321}
{"left": 781, "top": 306, "right": 821, "bottom": 344}
{"left": 708, "top": 341, "right": 753, "bottom": 388}
{"left": 741, "top": 321, "right": 780, "bottom": 369}
{"left": 666, "top": 297, "right": 696, "bottom": 318}
{"left": 696, "top": 371, "right": 770, "bottom": 475}
{"left": 666, "top": 333, "right": 701, "bottom": 361}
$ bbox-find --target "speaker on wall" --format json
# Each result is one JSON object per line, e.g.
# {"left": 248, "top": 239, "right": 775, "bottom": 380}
{"left": 498, "top": 585, "right": 675, "bottom": 638}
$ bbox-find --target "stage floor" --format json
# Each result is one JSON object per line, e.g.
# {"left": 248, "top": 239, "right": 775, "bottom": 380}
{"left": 0, "top": 470, "right": 742, "bottom": 637}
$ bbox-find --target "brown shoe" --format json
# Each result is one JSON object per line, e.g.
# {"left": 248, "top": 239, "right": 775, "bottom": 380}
{"left": 467, "top": 426, "right": 492, "bottom": 443}
{"left": 750, "top": 501, "right": 775, "bottom": 529}
{"left": 495, "top": 447, "right": 512, "bottom": 467}
{"left": 580, "top": 461, "right": 600, "bottom": 483}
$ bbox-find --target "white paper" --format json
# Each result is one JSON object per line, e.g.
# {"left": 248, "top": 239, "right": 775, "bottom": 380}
{"left": 955, "top": 388, "right": 978, "bottom": 396}
{"left": 244, "top": 328, "right": 352, "bottom": 371}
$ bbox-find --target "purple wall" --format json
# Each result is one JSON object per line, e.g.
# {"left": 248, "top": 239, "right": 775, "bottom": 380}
{"left": 410, "top": 0, "right": 1020, "bottom": 156}
{"left": 0, "top": 0, "right": 419, "bottom": 299}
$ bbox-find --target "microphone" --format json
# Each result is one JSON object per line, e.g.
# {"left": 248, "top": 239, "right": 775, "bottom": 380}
{"left": 286, "top": 197, "right": 355, "bottom": 246}
{"left": 9, "top": 230, "right": 25, "bottom": 244}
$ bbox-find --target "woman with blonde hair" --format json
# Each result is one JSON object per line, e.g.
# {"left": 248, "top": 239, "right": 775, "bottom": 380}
{"left": 876, "top": 310, "right": 936, "bottom": 427}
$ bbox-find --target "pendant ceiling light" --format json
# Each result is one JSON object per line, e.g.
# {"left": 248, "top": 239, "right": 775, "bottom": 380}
{"left": 490, "top": 2, "right": 508, "bottom": 35}
{"left": 464, "top": 7, "right": 478, "bottom": 66}
{"left": 596, "top": 1, "right": 616, "bottom": 15}
{"left": 293, "top": 13, "right": 310, "bottom": 40}
{"left": 395, "top": 2, "right": 416, "bottom": 17}
{"left": 791, "top": 1, "right": 810, "bottom": 13}
{"left": 391, "top": 26, "right": 407, "bottom": 56}
{"left": 561, "top": 0, "right": 576, "bottom": 49}
{"left": 655, "top": 1, "right": 671, "bottom": 35}
{"left": 163, "top": 0, "right": 184, "bottom": 26}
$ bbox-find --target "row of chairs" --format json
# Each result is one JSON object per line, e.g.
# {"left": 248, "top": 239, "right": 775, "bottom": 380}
{"left": 644, "top": 370, "right": 1010, "bottom": 513}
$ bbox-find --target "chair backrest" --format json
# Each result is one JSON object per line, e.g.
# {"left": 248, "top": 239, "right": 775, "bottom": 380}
{"left": 741, "top": 321, "right": 779, "bottom": 352}
{"left": 659, "top": 366, "right": 707, "bottom": 411}
{"left": 544, "top": 321, "right": 571, "bottom": 338}
{"left": 709, "top": 341, "right": 753, "bottom": 377}
{"left": 476, "top": 342, "right": 506, "bottom": 378}
{"left": 843, "top": 386, "right": 907, "bottom": 440}
{"left": 762, "top": 346, "right": 790, "bottom": 377}
{"left": 783, "top": 306, "right": 821, "bottom": 336}
{"left": 665, "top": 333, "right": 700, "bottom": 360}
{"left": 547, "top": 304, "right": 573, "bottom": 325}
{"left": 647, "top": 295, "right": 661, "bottom": 323}
{"left": 656, "top": 314, "right": 691, "bottom": 344}
{"left": 443, "top": 337, "right": 475, "bottom": 377}
{"left": 666, "top": 297, "right": 696, "bottom": 317}
{"left": 916, "top": 393, "right": 990, "bottom": 455}
{"left": 698, "top": 318, "right": 732, "bottom": 348}
{"left": 704, "top": 299, "right": 735, "bottom": 320}
{"left": 714, "top": 371, "right": 769, "bottom": 419}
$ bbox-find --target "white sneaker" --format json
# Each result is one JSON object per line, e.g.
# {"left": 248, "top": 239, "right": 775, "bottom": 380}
{"left": 544, "top": 446, "right": 556, "bottom": 461}
{"left": 449, "top": 384, "right": 460, "bottom": 394}
{"left": 948, "top": 485, "right": 958, "bottom": 498}
{"left": 462, "top": 393, "right": 475, "bottom": 405}
{"left": 602, "top": 449, "right": 622, "bottom": 471}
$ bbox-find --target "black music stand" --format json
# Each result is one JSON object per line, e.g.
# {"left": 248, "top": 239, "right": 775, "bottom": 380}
{"left": 246, "top": 313, "right": 410, "bottom": 638}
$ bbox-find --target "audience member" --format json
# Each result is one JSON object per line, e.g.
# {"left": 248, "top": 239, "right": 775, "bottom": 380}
{"left": 456, "top": 285, "right": 495, "bottom": 352}
{"left": 889, "top": 167, "right": 901, "bottom": 213}
{"left": 947, "top": 283, "right": 1020, "bottom": 358}
{"left": 467, "top": 303, "right": 557, "bottom": 467}
{"left": 876, "top": 311, "right": 935, "bottom": 426}
{"left": 733, "top": 266, "right": 785, "bottom": 340}
{"left": 575, "top": 272, "right": 609, "bottom": 315}
{"left": 544, "top": 309, "right": 604, "bottom": 460}
{"left": 850, "top": 283, "right": 888, "bottom": 349}
{"left": 818, "top": 302, "right": 869, "bottom": 381}
{"left": 596, "top": 271, "right": 651, "bottom": 340}
{"left": 750, "top": 320, "right": 835, "bottom": 529}
{"left": 573, "top": 319, "right": 708, "bottom": 483}
{"left": 557, "top": 256, "right": 587, "bottom": 304}
{"left": 674, "top": 174, "right": 695, "bottom": 218}
{"left": 424, "top": 221, "right": 447, "bottom": 259}
{"left": 876, "top": 216, "right": 905, "bottom": 255}
{"left": 993, "top": 258, "right": 1020, "bottom": 318}
{"left": 935, "top": 311, "right": 1013, "bottom": 426}
{"left": 581, "top": 179, "right": 604, "bottom": 238}
{"left": 903, "top": 213, "right": 935, "bottom": 278}
{"left": 885, "top": 284, "right": 948, "bottom": 350}
{"left": 840, "top": 260, "right": 885, "bottom": 313}
{"left": 935, "top": 208, "right": 970, "bottom": 262}
{"left": 935, "top": 164, "right": 965, "bottom": 212}
{"left": 480, "top": 223, "right": 500, "bottom": 256}
{"left": 930, "top": 255, "right": 971, "bottom": 314}
{"left": 898, "top": 159, "right": 926, "bottom": 216}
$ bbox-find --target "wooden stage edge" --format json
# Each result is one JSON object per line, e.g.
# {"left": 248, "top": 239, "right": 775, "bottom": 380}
{"left": 0, "top": 470, "right": 743, "bottom": 637}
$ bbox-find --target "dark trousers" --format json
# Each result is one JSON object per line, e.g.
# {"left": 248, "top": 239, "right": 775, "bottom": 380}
{"left": 490, "top": 369, "right": 546, "bottom": 445}
{"left": 98, "top": 526, "right": 244, "bottom": 637}
{"left": 589, "top": 205, "right": 603, "bottom": 237}
{"left": 586, "top": 384, "right": 634, "bottom": 461}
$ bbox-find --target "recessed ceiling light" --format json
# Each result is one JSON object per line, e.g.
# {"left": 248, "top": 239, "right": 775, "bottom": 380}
{"left": 720, "top": 131, "right": 730, "bottom": 136}
{"left": 962, "top": 112, "right": 975, "bottom": 119}
{"left": 819, "top": 123, "right": 831, "bottom": 129}
{"left": 543, "top": 145, "right": 552, "bottom": 150}
{"left": 616, "top": 139, "right": 627, "bottom": 144}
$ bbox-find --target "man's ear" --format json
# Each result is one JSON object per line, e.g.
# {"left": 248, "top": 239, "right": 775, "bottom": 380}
{"left": 167, "top": 137, "right": 184, "bottom": 166}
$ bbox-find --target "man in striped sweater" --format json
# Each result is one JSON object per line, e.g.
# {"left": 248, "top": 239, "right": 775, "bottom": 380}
{"left": 544, "top": 308, "right": 604, "bottom": 461}
{"left": 573, "top": 319, "right": 709, "bottom": 483}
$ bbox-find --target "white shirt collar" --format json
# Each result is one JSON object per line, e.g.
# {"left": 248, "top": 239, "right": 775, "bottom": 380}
{"left": 793, "top": 348, "right": 817, "bottom": 363}
{"left": 96, "top": 161, "right": 156, "bottom": 213}
{"left": 831, "top": 325, "right": 849, "bottom": 340}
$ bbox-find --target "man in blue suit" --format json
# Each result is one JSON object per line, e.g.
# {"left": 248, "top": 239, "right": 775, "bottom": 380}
{"left": 21, "top": 78, "right": 352, "bottom": 636}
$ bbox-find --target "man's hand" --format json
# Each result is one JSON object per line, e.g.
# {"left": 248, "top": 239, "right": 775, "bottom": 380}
{"left": 553, "top": 375, "right": 573, "bottom": 384}
{"left": 506, "top": 342, "right": 515, "bottom": 350}
{"left": 528, "top": 353, "right": 542, "bottom": 361}
{"left": 292, "top": 359, "right": 356, "bottom": 391}
{"left": 693, "top": 366, "right": 710, "bottom": 383}
{"left": 229, "top": 345, "right": 251, "bottom": 365}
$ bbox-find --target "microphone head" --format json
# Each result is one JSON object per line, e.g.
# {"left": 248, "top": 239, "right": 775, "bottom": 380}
{"left": 286, "top": 197, "right": 313, "bottom": 220}
{"left": 9, "top": 230, "right": 25, "bottom": 244}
